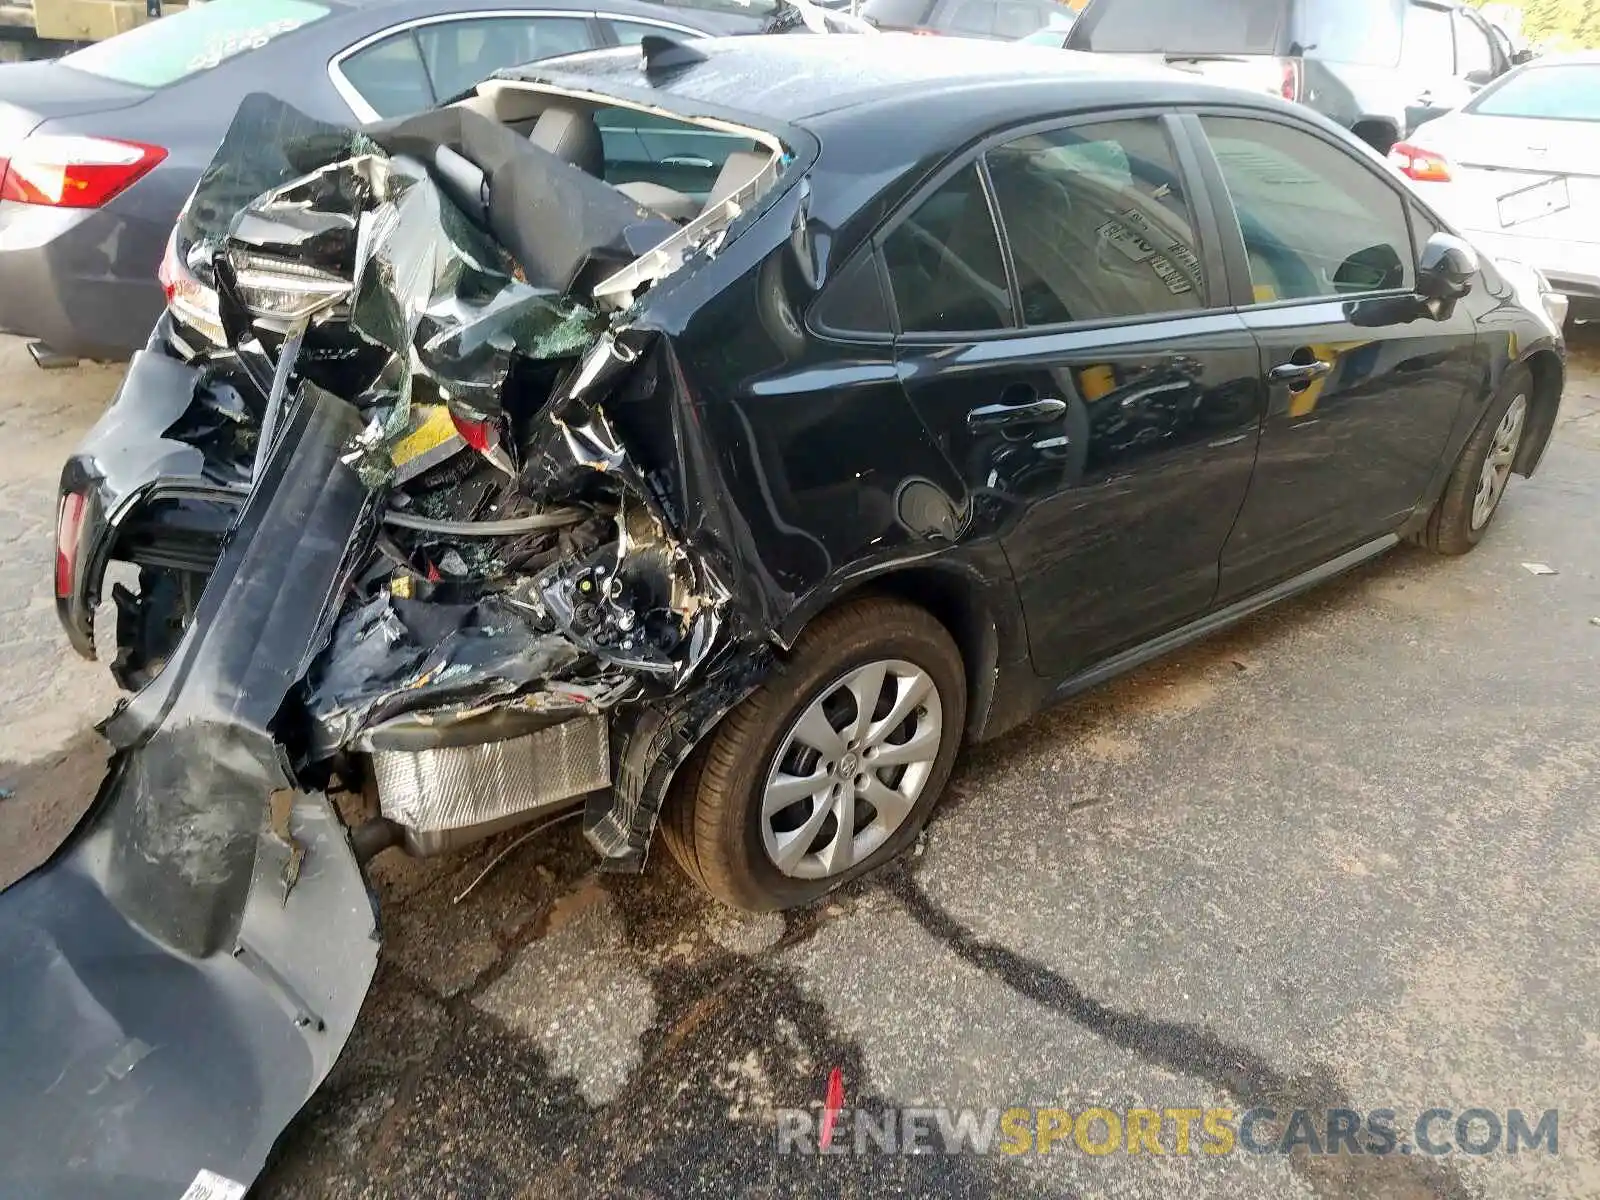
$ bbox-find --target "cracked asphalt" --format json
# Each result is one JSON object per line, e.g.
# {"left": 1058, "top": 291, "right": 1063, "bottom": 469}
{"left": 1, "top": 329, "right": 1598, "bottom": 1199}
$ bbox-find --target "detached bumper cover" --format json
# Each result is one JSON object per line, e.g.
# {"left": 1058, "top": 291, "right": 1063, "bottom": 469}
{"left": 2, "top": 387, "right": 380, "bottom": 1198}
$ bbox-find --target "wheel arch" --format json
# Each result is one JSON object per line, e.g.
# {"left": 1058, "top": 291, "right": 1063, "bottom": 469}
{"left": 1513, "top": 348, "right": 1564, "bottom": 477}
{"left": 1350, "top": 118, "right": 1399, "bottom": 155}
{"left": 780, "top": 558, "right": 1028, "bottom": 744}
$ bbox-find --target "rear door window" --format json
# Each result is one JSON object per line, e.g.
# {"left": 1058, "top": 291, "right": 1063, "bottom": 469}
{"left": 1067, "top": 0, "right": 1285, "bottom": 55}
{"left": 945, "top": 0, "right": 997, "bottom": 35}
{"left": 994, "top": 1, "right": 1051, "bottom": 38}
{"left": 60, "top": 0, "right": 328, "bottom": 87}
{"left": 415, "top": 17, "right": 592, "bottom": 100}
{"left": 338, "top": 30, "right": 434, "bottom": 118}
{"left": 606, "top": 18, "right": 706, "bottom": 43}
{"left": 882, "top": 163, "right": 1014, "bottom": 333}
{"left": 1200, "top": 115, "right": 1413, "bottom": 302}
{"left": 340, "top": 17, "right": 595, "bottom": 118}
{"left": 984, "top": 118, "right": 1208, "bottom": 325}
{"left": 861, "top": 0, "right": 939, "bottom": 28}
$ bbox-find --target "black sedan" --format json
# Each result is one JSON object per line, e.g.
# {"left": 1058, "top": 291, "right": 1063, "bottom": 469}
{"left": 17, "top": 34, "right": 1566, "bottom": 1197}
{"left": 0, "top": 0, "right": 741, "bottom": 363}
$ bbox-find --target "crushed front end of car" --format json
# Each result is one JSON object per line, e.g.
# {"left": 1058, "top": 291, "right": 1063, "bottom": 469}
{"left": 14, "top": 88, "right": 789, "bottom": 1196}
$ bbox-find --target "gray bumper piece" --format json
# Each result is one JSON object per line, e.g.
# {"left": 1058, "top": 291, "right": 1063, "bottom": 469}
{"left": 0, "top": 386, "right": 380, "bottom": 1199}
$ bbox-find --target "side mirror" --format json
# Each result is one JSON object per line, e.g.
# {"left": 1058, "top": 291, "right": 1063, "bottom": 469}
{"left": 1465, "top": 67, "right": 1494, "bottom": 87}
{"left": 1417, "top": 232, "right": 1478, "bottom": 302}
{"left": 1512, "top": 48, "right": 1535, "bottom": 65}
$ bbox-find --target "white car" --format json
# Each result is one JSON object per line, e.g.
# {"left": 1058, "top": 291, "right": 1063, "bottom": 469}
{"left": 1388, "top": 51, "right": 1599, "bottom": 325}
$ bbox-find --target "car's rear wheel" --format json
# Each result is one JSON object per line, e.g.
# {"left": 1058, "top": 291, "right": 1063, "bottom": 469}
{"left": 662, "top": 596, "right": 966, "bottom": 911}
{"left": 1418, "top": 364, "right": 1532, "bottom": 555}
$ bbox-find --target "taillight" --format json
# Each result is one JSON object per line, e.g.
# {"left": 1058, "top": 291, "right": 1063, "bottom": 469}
{"left": 450, "top": 412, "right": 496, "bottom": 452}
{"left": 1279, "top": 58, "right": 1302, "bottom": 102}
{"left": 159, "top": 224, "right": 225, "bottom": 343}
{"left": 1389, "top": 141, "right": 1451, "bottom": 182}
{"left": 450, "top": 411, "right": 516, "bottom": 475}
{"left": 0, "top": 135, "right": 166, "bottom": 208}
{"left": 55, "top": 492, "right": 87, "bottom": 598}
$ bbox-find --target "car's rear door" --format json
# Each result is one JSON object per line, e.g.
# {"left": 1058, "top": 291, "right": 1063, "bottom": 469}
{"left": 887, "top": 112, "right": 1266, "bottom": 680}
{"left": 1184, "top": 109, "right": 1480, "bottom": 601}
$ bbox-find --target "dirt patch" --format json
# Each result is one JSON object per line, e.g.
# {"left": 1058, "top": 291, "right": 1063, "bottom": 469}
{"left": 0, "top": 727, "right": 106, "bottom": 889}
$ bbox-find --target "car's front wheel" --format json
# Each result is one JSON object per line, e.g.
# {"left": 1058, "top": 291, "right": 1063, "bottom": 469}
{"left": 662, "top": 596, "right": 966, "bottom": 911}
{"left": 1417, "top": 363, "right": 1532, "bottom": 555}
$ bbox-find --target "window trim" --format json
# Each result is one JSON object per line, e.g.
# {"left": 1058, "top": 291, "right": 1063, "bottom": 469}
{"left": 1454, "top": 6, "right": 1505, "bottom": 78}
{"left": 1176, "top": 105, "right": 1424, "bottom": 314}
{"left": 328, "top": 9, "right": 693, "bottom": 121}
{"left": 877, "top": 106, "right": 1234, "bottom": 345}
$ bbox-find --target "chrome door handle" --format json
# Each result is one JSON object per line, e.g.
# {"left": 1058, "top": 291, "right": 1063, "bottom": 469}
{"left": 967, "top": 396, "right": 1067, "bottom": 432}
{"left": 1268, "top": 360, "right": 1332, "bottom": 388}
{"left": 662, "top": 155, "right": 715, "bottom": 168}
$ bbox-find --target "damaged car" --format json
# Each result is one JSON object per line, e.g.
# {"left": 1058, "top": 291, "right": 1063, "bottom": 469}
{"left": 14, "top": 32, "right": 1566, "bottom": 1197}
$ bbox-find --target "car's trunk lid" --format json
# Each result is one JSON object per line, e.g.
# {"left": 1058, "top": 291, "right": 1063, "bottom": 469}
{"left": 0, "top": 62, "right": 151, "bottom": 150}
{"left": 1416, "top": 114, "right": 1600, "bottom": 246}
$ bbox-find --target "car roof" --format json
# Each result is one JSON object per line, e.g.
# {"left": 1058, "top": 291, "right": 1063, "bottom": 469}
{"left": 508, "top": 32, "right": 1257, "bottom": 123}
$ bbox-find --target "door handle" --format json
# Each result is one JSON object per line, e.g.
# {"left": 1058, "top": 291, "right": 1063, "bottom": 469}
{"left": 967, "top": 395, "right": 1067, "bottom": 432}
{"left": 662, "top": 155, "right": 715, "bottom": 169}
{"left": 1268, "top": 360, "right": 1332, "bottom": 388}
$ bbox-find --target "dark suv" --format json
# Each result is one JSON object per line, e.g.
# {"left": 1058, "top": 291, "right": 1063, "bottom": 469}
{"left": 1065, "top": 0, "right": 1521, "bottom": 151}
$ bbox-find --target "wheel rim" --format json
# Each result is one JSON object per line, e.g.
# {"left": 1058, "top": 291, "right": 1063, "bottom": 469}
{"left": 1471, "top": 393, "right": 1526, "bottom": 531}
{"left": 759, "top": 659, "right": 943, "bottom": 881}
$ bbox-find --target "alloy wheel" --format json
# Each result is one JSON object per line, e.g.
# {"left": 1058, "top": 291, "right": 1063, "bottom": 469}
{"left": 1471, "top": 393, "right": 1527, "bottom": 531}
{"left": 760, "top": 659, "right": 943, "bottom": 880}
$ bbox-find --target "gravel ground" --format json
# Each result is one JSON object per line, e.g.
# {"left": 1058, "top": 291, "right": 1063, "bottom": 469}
{"left": 2, "top": 327, "right": 1598, "bottom": 1199}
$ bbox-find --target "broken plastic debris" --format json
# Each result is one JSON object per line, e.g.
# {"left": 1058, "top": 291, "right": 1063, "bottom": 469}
{"left": 179, "top": 1169, "right": 248, "bottom": 1200}
{"left": 1521, "top": 562, "right": 1558, "bottom": 576}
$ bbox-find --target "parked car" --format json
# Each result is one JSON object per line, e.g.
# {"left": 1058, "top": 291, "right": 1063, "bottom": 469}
{"left": 1064, "top": 0, "right": 1521, "bottom": 152}
{"left": 18, "top": 34, "right": 1564, "bottom": 1197}
{"left": 0, "top": 0, "right": 743, "bottom": 365}
{"left": 860, "top": 0, "right": 1072, "bottom": 39}
{"left": 1389, "top": 52, "right": 1599, "bottom": 324}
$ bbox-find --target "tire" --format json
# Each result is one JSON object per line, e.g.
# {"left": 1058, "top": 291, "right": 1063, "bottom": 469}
{"left": 1418, "top": 364, "right": 1532, "bottom": 556}
{"left": 661, "top": 596, "right": 967, "bottom": 911}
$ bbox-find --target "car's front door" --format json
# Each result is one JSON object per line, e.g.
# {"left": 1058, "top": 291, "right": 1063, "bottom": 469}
{"left": 1189, "top": 111, "right": 1480, "bottom": 602}
{"left": 886, "top": 114, "right": 1266, "bottom": 679}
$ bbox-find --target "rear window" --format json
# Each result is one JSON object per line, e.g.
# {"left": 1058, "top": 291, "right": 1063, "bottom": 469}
{"left": 61, "top": 0, "right": 328, "bottom": 88}
{"left": 1295, "top": 0, "right": 1402, "bottom": 65}
{"left": 1468, "top": 64, "right": 1600, "bottom": 121}
{"left": 1068, "top": 0, "right": 1285, "bottom": 54}
{"left": 861, "top": 0, "right": 939, "bottom": 28}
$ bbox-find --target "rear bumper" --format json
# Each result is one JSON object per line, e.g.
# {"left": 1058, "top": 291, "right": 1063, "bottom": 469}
{"left": 1462, "top": 226, "right": 1600, "bottom": 317}
{"left": 2, "top": 388, "right": 379, "bottom": 1199}
{"left": 0, "top": 201, "right": 168, "bottom": 358}
{"left": 55, "top": 346, "right": 241, "bottom": 658}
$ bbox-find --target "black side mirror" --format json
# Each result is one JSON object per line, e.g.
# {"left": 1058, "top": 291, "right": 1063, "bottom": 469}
{"left": 1512, "top": 48, "right": 1535, "bottom": 65}
{"left": 1417, "top": 232, "right": 1478, "bottom": 302}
